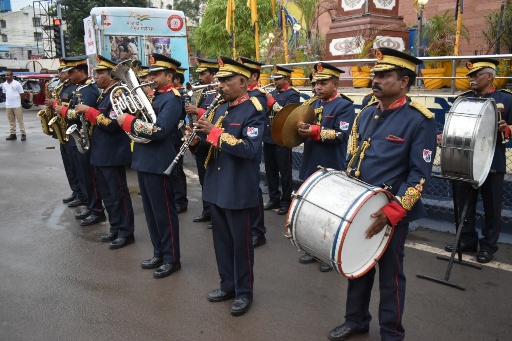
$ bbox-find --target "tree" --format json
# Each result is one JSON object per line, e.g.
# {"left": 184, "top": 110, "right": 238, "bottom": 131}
{"left": 61, "top": 0, "right": 147, "bottom": 56}
{"left": 482, "top": 3, "right": 512, "bottom": 54}
{"left": 174, "top": 0, "right": 206, "bottom": 27}
{"left": 194, "top": 0, "right": 275, "bottom": 59}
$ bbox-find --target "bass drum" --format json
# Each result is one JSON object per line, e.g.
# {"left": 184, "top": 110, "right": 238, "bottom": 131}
{"left": 285, "top": 168, "right": 393, "bottom": 278}
{"left": 441, "top": 97, "right": 497, "bottom": 187}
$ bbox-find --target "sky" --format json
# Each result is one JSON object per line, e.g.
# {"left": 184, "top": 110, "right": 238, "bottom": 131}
{"left": 8, "top": 0, "right": 38, "bottom": 12}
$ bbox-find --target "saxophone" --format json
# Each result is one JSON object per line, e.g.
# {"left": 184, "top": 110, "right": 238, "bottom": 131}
{"left": 66, "top": 82, "right": 93, "bottom": 154}
{"left": 47, "top": 80, "right": 69, "bottom": 144}
{"left": 37, "top": 79, "right": 55, "bottom": 135}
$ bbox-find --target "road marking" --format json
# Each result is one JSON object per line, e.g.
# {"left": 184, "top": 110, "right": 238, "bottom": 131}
{"left": 406, "top": 242, "right": 512, "bottom": 272}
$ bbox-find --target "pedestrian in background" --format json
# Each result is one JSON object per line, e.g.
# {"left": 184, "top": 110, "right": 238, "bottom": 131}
{"left": 1, "top": 70, "right": 26, "bottom": 141}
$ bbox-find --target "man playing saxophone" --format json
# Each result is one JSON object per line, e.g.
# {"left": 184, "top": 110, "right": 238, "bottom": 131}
{"left": 44, "top": 61, "right": 85, "bottom": 206}
{"left": 55, "top": 56, "right": 105, "bottom": 226}
{"left": 74, "top": 55, "right": 135, "bottom": 249}
{"left": 116, "top": 53, "right": 182, "bottom": 279}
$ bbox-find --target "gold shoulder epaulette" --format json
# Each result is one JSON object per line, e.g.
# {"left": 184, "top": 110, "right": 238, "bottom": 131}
{"left": 290, "top": 86, "right": 300, "bottom": 93}
{"left": 302, "top": 96, "right": 317, "bottom": 106}
{"left": 456, "top": 90, "right": 472, "bottom": 98}
{"left": 256, "top": 87, "right": 266, "bottom": 94}
{"left": 171, "top": 88, "right": 181, "bottom": 96}
{"left": 360, "top": 99, "right": 378, "bottom": 112}
{"left": 339, "top": 93, "right": 354, "bottom": 103}
{"left": 410, "top": 101, "right": 434, "bottom": 119}
{"left": 500, "top": 89, "right": 512, "bottom": 96}
{"left": 85, "top": 78, "right": 93, "bottom": 85}
{"left": 250, "top": 96, "right": 263, "bottom": 112}
{"left": 363, "top": 92, "right": 373, "bottom": 98}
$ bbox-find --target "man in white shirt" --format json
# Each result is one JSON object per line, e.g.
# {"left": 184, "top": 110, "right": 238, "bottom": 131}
{"left": 0, "top": 71, "right": 26, "bottom": 141}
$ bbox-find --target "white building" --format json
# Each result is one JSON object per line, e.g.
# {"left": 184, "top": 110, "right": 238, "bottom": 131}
{"left": 0, "top": 6, "right": 48, "bottom": 60}
{"left": 148, "top": 0, "right": 175, "bottom": 10}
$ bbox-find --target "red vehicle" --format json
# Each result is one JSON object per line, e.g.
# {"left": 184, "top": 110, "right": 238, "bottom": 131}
{"left": 18, "top": 74, "right": 59, "bottom": 108}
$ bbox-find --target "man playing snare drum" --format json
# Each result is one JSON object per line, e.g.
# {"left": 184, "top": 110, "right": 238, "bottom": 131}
{"left": 335, "top": 48, "right": 437, "bottom": 341}
{"left": 444, "top": 58, "right": 512, "bottom": 263}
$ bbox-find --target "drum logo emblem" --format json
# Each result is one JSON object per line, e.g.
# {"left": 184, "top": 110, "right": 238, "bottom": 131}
{"left": 423, "top": 149, "right": 432, "bottom": 163}
{"left": 247, "top": 126, "right": 259, "bottom": 137}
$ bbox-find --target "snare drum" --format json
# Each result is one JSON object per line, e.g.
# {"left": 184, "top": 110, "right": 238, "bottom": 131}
{"left": 441, "top": 97, "right": 497, "bottom": 187}
{"left": 285, "top": 169, "right": 393, "bottom": 278}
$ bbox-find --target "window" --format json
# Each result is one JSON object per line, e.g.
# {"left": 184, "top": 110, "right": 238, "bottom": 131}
{"left": 0, "top": 20, "right": 6, "bottom": 29}
{"left": 34, "top": 32, "right": 42, "bottom": 41}
{"left": 2, "top": 34, "right": 8, "bottom": 42}
{"left": 32, "top": 17, "right": 41, "bottom": 27}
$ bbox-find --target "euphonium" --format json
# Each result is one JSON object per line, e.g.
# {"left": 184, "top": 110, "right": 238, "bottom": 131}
{"left": 66, "top": 83, "right": 93, "bottom": 154}
{"left": 47, "top": 79, "right": 69, "bottom": 144}
{"left": 110, "top": 59, "right": 156, "bottom": 144}
{"left": 37, "top": 80, "right": 55, "bottom": 135}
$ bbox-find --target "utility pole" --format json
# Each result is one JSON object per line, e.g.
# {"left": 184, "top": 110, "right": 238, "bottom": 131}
{"left": 56, "top": 0, "right": 66, "bottom": 58}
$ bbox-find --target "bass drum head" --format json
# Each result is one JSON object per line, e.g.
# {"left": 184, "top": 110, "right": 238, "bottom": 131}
{"left": 472, "top": 100, "right": 498, "bottom": 186}
{"left": 338, "top": 190, "right": 392, "bottom": 278}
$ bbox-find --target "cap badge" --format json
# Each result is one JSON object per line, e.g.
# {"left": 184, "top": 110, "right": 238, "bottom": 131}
{"left": 218, "top": 57, "right": 224, "bottom": 67}
{"left": 149, "top": 55, "right": 155, "bottom": 66}
{"left": 466, "top": 61, "right": 473, "bottom": 69}
{"left": 317, "top": 63, "right": 323, "bottom": 72}
{"left": 376, "top": 49, "right": 383, "bottom": 61}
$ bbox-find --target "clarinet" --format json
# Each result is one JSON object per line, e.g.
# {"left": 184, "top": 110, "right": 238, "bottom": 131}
{"left": 163, "top": 91, "right": 223, "bottom": 176}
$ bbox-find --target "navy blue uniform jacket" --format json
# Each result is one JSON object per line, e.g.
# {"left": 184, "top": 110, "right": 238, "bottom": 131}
{"left": 192, "top": 96, "right": 265, "bottom": 209}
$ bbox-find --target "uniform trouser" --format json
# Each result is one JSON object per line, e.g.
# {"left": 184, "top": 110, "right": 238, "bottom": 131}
{"left": 344, "top": 223, "right": 409, "bottom": 341}
{"left": 6, "top": 107, "right": 25, "bottom": 135}
{"left": 76, "top": 148, "right": 103, "bottom": 214}
{"left": 138, "top": 171, "right": 180, "bottom": 264}
{"left": 251, "top": 187, "right": 266, "bottom": 238}
{"left": 263, "top": 143, "right": 293, "bottom": 208}
{"left": 211, "top": 204, "right": 254, "bottom": 299}
{"left": 453, "top": 172, "right": 504, "bottom": 253}
{"left": 171, "top": 145, "right": 188, "bottom": 208}
{"left": 60, "top": 142, "right": 83, "bottom": 200}
{"left": 94, "top": 165, "right": 134, "bottom": 238}
{"left": 195, "top": 153, "right": 211, "bottom": 217}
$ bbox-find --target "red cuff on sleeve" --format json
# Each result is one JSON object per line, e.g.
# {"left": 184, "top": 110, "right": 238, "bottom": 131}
{"left": 197, "top": 108, "right": 206, "bottom": 119}
{"left": 505, "top": 126, "right": 511, "bottom": 139}
{"left": 267, "top": 97, "right": 275, "bottom": 109}
{"left": 122, "top": 114, "right": 136, "bottom": 133}
{"left": 206, "top": 126, "right": 223, "bottom": 147}
{"left": 85, "top": 107, "right": 100, "bottom": 124}
{"left": 309, "top": 125, "right": 320, "bottom": 141}
{"left": 52, "top": 101, "right": 57, "bottom": 109}
{"left": 61, "top": 106, "right": 68, "bottom": 118}
{"left": 381, "top": 200, "right": 407, "bottom": 227}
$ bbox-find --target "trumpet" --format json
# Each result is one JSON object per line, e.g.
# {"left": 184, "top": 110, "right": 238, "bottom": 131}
{"left": 260, "top": 83, "right": 275, "bottom": 93}
{"left": 185, "top": 82, "right": 220, "bottom": 92}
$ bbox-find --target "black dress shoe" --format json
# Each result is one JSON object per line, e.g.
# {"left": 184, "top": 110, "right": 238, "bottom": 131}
{"left": 207, "top": 289, "right": 236, "bottom": 302}
{"left": 299, "top": 254, "right": 316, "bottom": 264}
{"left": 477, "top": 249, "right": 493, "bottom": 263}
{"left": 153, "top": 262, "right": 181, "bottom": 279}
{"left": 444, "top": 241, "right": 478, "bottom": 253}
{"left": 252, "top": 235, "right": 266, "bottom": 248}
{"left": 62, "top": 195, "right": 76, "bottom": 204}
{"left": 319, "top": 262, "right": 333, "bottom": 272}
{"left": 231, "top": 298, "right": 253, "bottom": 316}
{"left": 141, "top": 256, "right": 163, "bottom": 269}
{"left": 68, "top": 198, "right": 87, "bottom": 207}
{"left": 277, "top": 207, "right": 288, "bottom": 215}
{"left": 176, "top": 205, "right": 188, "bottom": 214}
{"left": 328, "top": 323, "right": 369, "bottom": 341}
{"left": 80, "top": 214, "right": 106, "bottom": 226}
{"left": 99, "top": 233, "right": 117, "bottom": 242}
{"left": 5, "top": 134, "right": 16, "bottom": 141}
{"left": 109, "top": 234, "right": 135, "bottom": 249}
{"left": 74, "top": 209, "right": 91, "bottom": 220}
{"left": 207, "top": 223, "right": 213, "bottom": 229}
{"left": 21, "top": 134, "right": 26, "bottom": 141}
{"left": 193, "top": 214, "right": 211, "bottom": 222}
{"left": 263, "top": 201, "right": 280, "bottom": 210}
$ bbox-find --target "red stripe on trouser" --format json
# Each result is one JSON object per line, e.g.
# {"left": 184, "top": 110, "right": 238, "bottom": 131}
{"left": 245, "top": 211, "right": 253, "bottom": 295}
{"left": 90, "top": 164, "right": 101, "bottom": 205}
{"left": 393, "top": 226, "right": 405, "bottom": 339}
{"left": 163, "top": 177, "right": 175, "bottom": 261}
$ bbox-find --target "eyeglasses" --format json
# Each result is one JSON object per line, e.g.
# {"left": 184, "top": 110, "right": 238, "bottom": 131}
{"left": 468, "top": 72, "right": 491, "bottom": 79}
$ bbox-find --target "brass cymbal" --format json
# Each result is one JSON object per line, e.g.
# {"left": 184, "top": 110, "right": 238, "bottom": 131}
{"left": 281, "top": 105, "right": 315, "bottom": 148}
{"left": 271, "top": 103, "right": 300, "bottom": 146}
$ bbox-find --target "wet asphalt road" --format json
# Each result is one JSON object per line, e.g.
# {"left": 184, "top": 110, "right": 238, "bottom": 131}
{"left": 1, "top": 110, "right": 512, "bottom": 341}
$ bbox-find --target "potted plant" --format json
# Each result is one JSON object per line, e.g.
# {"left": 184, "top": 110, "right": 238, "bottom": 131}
{"left": 421, "top": 10, "right": 470, "bottom": 89}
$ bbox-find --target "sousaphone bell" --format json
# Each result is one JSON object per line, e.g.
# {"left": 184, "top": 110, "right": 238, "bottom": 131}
{"left": 272, "top": 104, "right": 315, "bottom": 148}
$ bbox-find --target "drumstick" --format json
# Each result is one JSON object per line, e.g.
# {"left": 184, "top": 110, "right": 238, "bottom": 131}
{"left": 497, "top": 103, "right": 506, "bottom": 144}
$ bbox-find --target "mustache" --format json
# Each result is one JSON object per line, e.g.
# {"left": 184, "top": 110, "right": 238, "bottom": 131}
{"left": 372, "top": 84, "right": 383, "bottom": 91}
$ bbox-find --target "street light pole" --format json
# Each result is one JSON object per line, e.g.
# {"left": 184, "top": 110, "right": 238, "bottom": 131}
{"left": 416, "top": 0, "right": 428, "bottom": 86}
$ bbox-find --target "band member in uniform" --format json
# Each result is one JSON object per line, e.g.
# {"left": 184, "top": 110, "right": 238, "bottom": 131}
{"left": 297, "top": 62, "right": 355, "bottom": 272}
{"left": 188, "top": 57, "right": 265, "bottom": 316}
{"left": 185, "top": 58, "right": 219, "bottom": 224}
{"left": 443, "top": 58, "right": 512, "bottom": 263}
{"left": 56, "top": 56, "right": 105, "bottom": 226}
{"left": 116, "top": 53, "right": 182, "bottom": 279}
{"left": 44, "top": 61, "right": 83, "bottom": 205}
{"left": 264, "top": 65, "right": 300, "bottom": 215}
{"left": 171, "top": 67, "right": 189, "bottom": 214}
{"left": 238, "top": 56, "right": 268, "bottom": 248}
{"left": 74, "top": 56, "right": 135, "bottom": 249}
{"left": 330, "top": 48, "right": 436, "bottom": 341}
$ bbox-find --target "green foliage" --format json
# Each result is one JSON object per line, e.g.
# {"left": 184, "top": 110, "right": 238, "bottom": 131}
{"left": 421, "top": 10, "right": 470, "bottom": 58}
{"left": 195, "top": 0, "right": 275, "bottom": 59}
{"left": 61, "top": 0, "right": 147, "bottom": 56}
{"left": 174, "top": 0, "right": 206, "bottom": 26}
{"left": 482, "top": 4, "right": 512, "bottom": 54}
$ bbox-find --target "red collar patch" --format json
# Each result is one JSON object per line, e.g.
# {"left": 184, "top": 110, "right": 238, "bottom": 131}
{"left": 229, "top": 94, "right": 250, "bottom": 107}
